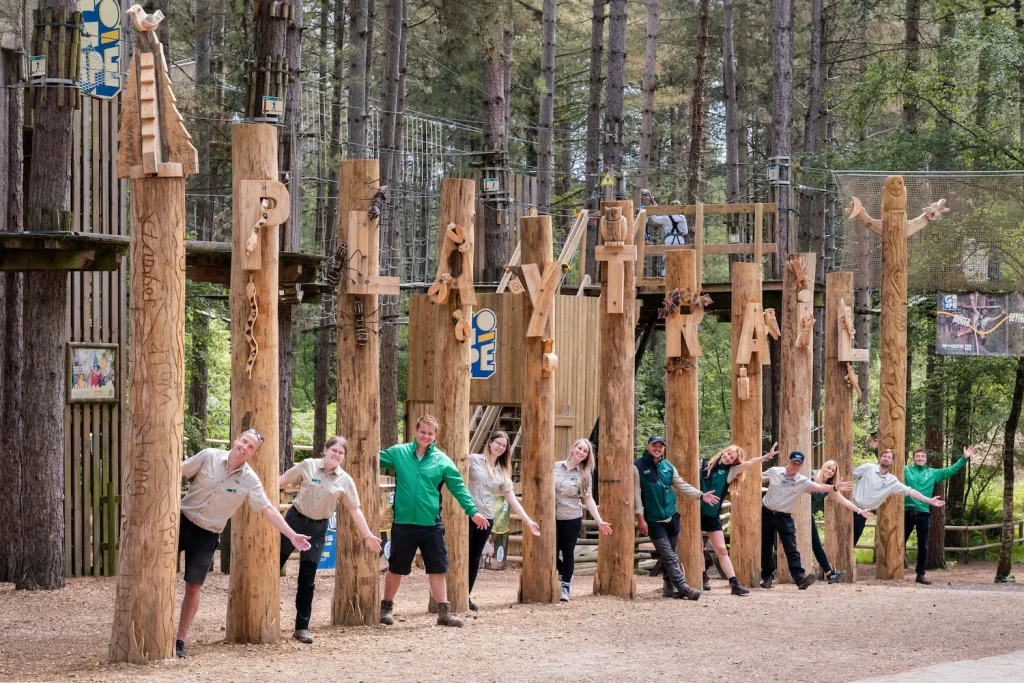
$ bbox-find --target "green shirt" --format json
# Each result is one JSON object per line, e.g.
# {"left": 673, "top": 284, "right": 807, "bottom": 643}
{"left": 379, "top": 441, "right": 479, "bottom": 526}
{"left": 700, "top": 461, "right": 740, "bottom": 517}
{"left": 903, "top": 457, "right": 967, "bottom": 513}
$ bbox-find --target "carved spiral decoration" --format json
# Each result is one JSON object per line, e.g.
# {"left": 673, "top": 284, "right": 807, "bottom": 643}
{"left": 245, "top": 275, "right": 259, "bottom": 379}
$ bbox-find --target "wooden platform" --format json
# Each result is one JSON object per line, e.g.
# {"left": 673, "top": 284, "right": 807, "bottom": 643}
{"left": 185, "top": 241, "right": 323, "bottom": 284}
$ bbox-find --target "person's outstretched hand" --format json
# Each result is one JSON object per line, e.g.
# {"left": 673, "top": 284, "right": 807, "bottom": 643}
{"left": 471, "top": 513, "right": 491, "bottom": 530}
{"left": 597, "top": 521, "right": 613, "bottom": 535}
{"left": 364, "top": 534, "right": 383, "bottom": 554}
{"left": 291, "top": 534, "right": 312, "bottom": 552}
{"left": 526, "top": 519, "right": 541, "bottom": 536}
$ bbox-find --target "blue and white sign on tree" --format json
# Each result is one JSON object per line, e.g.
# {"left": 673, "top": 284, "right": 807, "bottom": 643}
{"left": 79, "top": 0, "right": 121, "bottom": 100}
{"left": 471, "top": 309, "right": 497, "bottom": 379}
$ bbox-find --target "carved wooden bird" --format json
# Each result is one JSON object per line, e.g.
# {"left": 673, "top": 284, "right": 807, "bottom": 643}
{"left": 126, "top": 4, "right": 164, "bottom": 32}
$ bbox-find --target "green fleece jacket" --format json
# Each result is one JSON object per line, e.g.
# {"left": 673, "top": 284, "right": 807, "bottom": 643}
{"left": 903, "top": 457, "right": 967, "bottom": 513}
{"left": 380, "top": 441, "right": 478, "bottom": 526}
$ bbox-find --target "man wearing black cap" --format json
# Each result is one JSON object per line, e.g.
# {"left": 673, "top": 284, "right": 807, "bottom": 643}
{"left": 760, "top": 451, "right": 852, "bottom": 590}
{"left": 633, "top": 435, "right": 719, "bottom": 600}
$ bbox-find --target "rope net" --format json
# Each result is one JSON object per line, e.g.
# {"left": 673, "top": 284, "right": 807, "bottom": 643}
{"left": 832, "top": 172, "right": 1024, "bottom": 292}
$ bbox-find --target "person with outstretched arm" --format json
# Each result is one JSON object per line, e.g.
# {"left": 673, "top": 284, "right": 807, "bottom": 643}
{"left": 554, "top": 438, "right": 613, "bottom": 601}
{"left": 851, "top": 448, "right": 946, "bottom": 548}
{"left": 633, "top": 435, "right": 718, "bottom": 600}
{"left": 175, "top": 428, "right": 312, "bottom": 658}
{"left": 810, "top": 460, "right": 874, "bottom": 584}
{"left": 760, "top": 451, "right": 853, "bottom": 590}
{"left": 378, "top": 415, "right": 489, "bottom": 628}
{"left": 903, "top": 447, "right": 970, "bottom": 585}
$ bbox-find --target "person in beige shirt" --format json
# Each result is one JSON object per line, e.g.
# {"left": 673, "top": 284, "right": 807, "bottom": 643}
{"left": 175, "top": 428, "right": 311, "bottom": 659}
{"left": 278, "top": 435, "right": 382, "bottom": 643}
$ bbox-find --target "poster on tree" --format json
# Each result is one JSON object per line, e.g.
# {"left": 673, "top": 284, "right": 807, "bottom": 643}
{"left": 936, "top": 292, "right": 1024, "bottom": 357}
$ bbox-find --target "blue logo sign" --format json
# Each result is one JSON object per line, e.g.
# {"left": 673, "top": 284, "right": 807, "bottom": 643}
{"left": 79, "top": 0, "right": 122, "bottom": 100}
{"left": 317, "top": 512, "right": 338, "bottom": 570}
{"left": 471, "top": 309, "right": 497, "bottom": 379}
{"left": 941, "top": 294, "right": 958, "bottom": 311}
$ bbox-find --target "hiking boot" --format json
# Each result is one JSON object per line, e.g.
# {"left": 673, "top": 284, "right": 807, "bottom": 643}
{"left": 380, "top": 599, "right": 395, "bottom": 626}
{"left": 760, "top": 576, "right": 774, "bottom": 589}
{"left": 560, "top": 581, "right": 571, "bottom": 602}
{"left": 729, "top": 579, "right": 750, "bottom": 596}
{"left": 175, "top": 640, "right": 186, "bottom": 659}
{"left": 673, "top": 581, "right": 701, "bottom": 601}
{"left": 436, "top": 601, "right": 463, "bottom": 627}
{"left": 468, "top": 598, "right": 479, "bottom": 612}
{"left": 292, "top": 629, "right": 313, "bottom": 644}
{"left": 916, "top": 574, "right": 932, "bottom": 586}
{"left": 662, "top": 577, "right": 679, "bottom": 598}
{"left": 827, "top": 570, "right": 847, "bottom": 584}
{"left": 797, "top": 574, "right": 817, "bottom": 590}
{"left": 702, "top": 571, "right": 711, "bottom": 591}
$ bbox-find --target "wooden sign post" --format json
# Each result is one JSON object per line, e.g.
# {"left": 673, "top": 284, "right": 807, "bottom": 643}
{"left": 109, "top": 9, "right": 198, "bottom": 663}
{"left": 847, "top": 176, "right": 947, "bottom": 580}
{"left": 594, "top": 200, "right": 637, "bottom": 599}
{"left": 730, "top": 261, "right": 771, "bottom": 589}
{"left": 225, "top": 123, "right": 288, "bottom": 643}
{"left": 776, "top": 254, "right": 816, "bottom": 583}
{"left": 431, "top": 178, "right": 477, "bottom": 612}
{"left": 332, "top": 160, "right": 394, "bottom": 626}
{"left": 663, "top": 249, "right": 706, "bottom": 586}
{"left": 824, "top": 271, "right": 860, "bottom": 582}
{"left": 518, "top": 215, "right": 560, "bottom": 603}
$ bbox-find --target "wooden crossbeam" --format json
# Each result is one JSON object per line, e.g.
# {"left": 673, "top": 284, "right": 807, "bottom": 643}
{"left": 643, "top": 243, "right": 780, "bottom": 256}
{"left": 645, "top": 202, "right": 778, "bottom": 216}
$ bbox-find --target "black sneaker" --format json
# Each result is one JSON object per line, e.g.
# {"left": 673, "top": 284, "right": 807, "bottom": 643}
{"left": 175, "top": 640, "right": 186, "bottom": 659}
{"left": 468, "top": 598, "right": 479, "bottom": 611}
{"left": 702, "top": 572, "right": 711, "bottom": 591}
{"left": 730, "top": 581, "right": 750, "bottom": 596}
{"left": 916, "top": 574, "right": 932, "bottom": 585}
{"left": 797, "top": 574, "right": 817, "bottom": 590}
{"left": 827, "top": 570, "right": 846, "bottom": 584}
{"left": 760, "top": 576, "right": 774, "bottom": 589}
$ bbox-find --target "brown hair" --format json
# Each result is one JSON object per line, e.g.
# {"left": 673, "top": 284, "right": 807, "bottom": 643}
{"left": 324, "top": 435, "right": 349, "bottom": 456}
{"left": 485, "top": 431, "right": 513, "bottom": 488}
{"left": 704, "top": 444, "right": 745, "bottom": 477}
{"left": 415, "top": 415, "right": 440, "bottom": 432}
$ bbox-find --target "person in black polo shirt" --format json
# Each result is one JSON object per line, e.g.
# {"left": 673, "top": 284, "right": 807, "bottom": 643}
{"left": 633, "top": 435, "right": 717, "bottom": 600}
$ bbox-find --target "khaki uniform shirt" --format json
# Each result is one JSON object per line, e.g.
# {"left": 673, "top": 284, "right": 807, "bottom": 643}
{"left": 467, "top": 453, "right": 513, "bottom": 519}
{"left": 180, "top": 448, "right": 273, "bottom": 533}
{"left": 282, "top": 458, "right": 361, "bottom": 520}
{"left": 554, "top": 460, "right": 593, "bottom": 521}
{"left": 761, "top": 467, "right": 815, "bottom": 514}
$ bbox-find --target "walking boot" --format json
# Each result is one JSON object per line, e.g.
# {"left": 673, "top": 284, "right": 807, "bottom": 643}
{"left": 729, "top": 577, "right": 750, "bottom": 596}
{"left": 760, "top": 576, "right": 774, "bottom": 589}
{"left": 436, "top": 601, "right": 463, "bottom": 627}
{"left": 380, "top": 599, "right": 395, "bottom": 625}
{"left": 175, "top": 640, "right": 186, "bottom": 659}
{"left": 292, "top": 629, "right": 313, "bottom": 644}
{"left": 797, "top": 574, "right": 817, "bottom": 590}
{"left": 662, "top": 576, "right": 679, "bottom": 598}
{"left": 702, "top": 571, "right": 711, "bottom": 591}
{"left": 916, "top": 574, "right": 932, "bottom": 585}
{"left": 468, "top": 597, "right": 479, "bottom": 612}
{"left": 673, "top": 581, "right": 701, "bottom": 601}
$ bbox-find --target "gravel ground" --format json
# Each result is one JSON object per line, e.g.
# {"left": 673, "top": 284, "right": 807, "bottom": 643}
{"left": 1, "top": 560, "right": 1023, "bottom": 682}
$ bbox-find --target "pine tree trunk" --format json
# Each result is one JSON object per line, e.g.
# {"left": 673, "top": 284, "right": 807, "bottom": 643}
{"left": 722, "top": 0, "right": 740, "bottom": 211}
{"left": 902, "top": 0, "right": 920, "bottom": 131}
{"left": 583, "top": 0, "right": 605, "bottom": 279}
{"left": 996, "top": 357, "right": 1024, "bottom": 580}
{"left": 0, "top": 43, "right": 25, "bottom": 583}
{"left": 482, "top": 13, "right": 512, "bottom": 276}
{"left": 685, "top": 0, "right": 710, "bottom": 204}
{"left": 247, "top": 0, "right": 290, "bottom": 118}
{"left": 947, "top": 374, "right": 973, "bottom": 527}
{"left": 637, "top": 0, "right": 658, "bottom": 193}
{"left": 855, "top": 288, "right": 871, "bottom": 412}
{"left": 925, "top": 347, "right": 947, "bottom": 569}
{"left": 348, "top": 0, "right": 369, "bottom": 158}
{"left": 537, "top": 0, "right": 556, "bottom": 212}
{"left": 770, "top": 0, "right": 793, "bottom": 263}
{"left": 974, "top": 5, "right": 996, "bottom": 129}
{"left": 603, "top": 0, "right": 627, "bottom": 178}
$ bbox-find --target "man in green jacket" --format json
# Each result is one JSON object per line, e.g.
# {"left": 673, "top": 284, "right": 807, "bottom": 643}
{"left": 904, "top": 446, "right": 970, "bottom": 585}
{"left": 379, "top": 414, "right": 489, "bottom": 627}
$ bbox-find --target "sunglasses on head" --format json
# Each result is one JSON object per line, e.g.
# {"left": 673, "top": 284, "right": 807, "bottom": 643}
{"left": 246, "top": 428, "right": 265, "bottom": 443}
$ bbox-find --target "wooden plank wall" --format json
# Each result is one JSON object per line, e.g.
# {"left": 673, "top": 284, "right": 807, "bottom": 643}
{"left": 64, "top": 95, "right": 128, "bottom": 577}
{"left": 406, "top": 293, "right": 600, "bottom": 453}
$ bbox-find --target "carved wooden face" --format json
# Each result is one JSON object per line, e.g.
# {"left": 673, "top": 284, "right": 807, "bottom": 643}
{"left": 881, "top": 175, "right": 906, "bottom": 213}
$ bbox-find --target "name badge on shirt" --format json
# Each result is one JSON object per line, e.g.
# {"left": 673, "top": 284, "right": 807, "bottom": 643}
{"left": 227, "top": 488, "right": 238, "bottom": 493}
{"left": 312, "top": 478, "right": 322, "bottom": 483}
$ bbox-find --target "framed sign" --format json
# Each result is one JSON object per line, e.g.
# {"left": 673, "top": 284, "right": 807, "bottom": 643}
{"left": 471, "top": 308, "right": 497, "bottom": 379}
{"left": 67, "top": 343, "right": 118, "bottom": 403}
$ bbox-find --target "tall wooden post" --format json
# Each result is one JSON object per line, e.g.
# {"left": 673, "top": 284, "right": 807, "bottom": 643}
{"left": 433, "top": 178, "right": 476, "bottom": 612}
{"left": 824, "top": 272, "right": 855, "bottom": 582}
{"left": 730, "top": 261, "right": 766, "bottom": 588}
{"left": 110, "top": 16, "right": 197, "bottom": 663}
{"left": 332, "top": 159, "right": 385, "bottom": 626}
{"left": 226, "top": 123, "right": 281, "bottom": 643}
{"left": 664, "top": 249, "right": 702, "bottom": 584}
{"left": 776, "top": 253, "right": 816, "bottom": 583}
{"left": 519, "top": 215, "right": 560, "bottom": 603}
{"left": 594, "top": 199, "right": 636, "bottom": 598}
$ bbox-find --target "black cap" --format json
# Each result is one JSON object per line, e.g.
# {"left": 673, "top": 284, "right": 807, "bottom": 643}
{"left": 788, "top": 451, "right": 806, "bottom": 464}
{"left": 647, "top": 435, "right": 667, "bottom": 446}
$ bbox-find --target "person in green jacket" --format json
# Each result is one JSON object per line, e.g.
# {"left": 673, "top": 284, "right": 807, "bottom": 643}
{"left": 378, "top": 414, "right": 490, "bottom": 628}
{"left": 904, "top": 446, "right": 971, "bottom": 585}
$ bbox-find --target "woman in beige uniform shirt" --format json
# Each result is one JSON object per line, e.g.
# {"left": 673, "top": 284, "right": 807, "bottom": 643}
{"left": 279, "top": 435, "right": 381, "bottom": 643}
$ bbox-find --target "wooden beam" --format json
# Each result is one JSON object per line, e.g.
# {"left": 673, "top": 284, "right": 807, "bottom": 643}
{"left": 645, "top": 202, "right": 778, "bottom": 216}
{"left": 694, "top": 203, "right": 704, "bottom": 285}
{"left": 519, "top": 215, "right": 560, "bottom": 604}
{"left": 642, "top": 243, "right": 780, "bottom": 256}
{"left": 594, "top": 200, "right": 636, "bottom": 599}
{"left": 824, "top": 272, "right": 856, "bottom": 583}
{"left": 226, "top": 123, "right": 281, "bottom": 644}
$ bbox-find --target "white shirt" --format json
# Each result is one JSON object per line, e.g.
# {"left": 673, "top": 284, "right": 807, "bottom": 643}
{"left": 852, "top": 463, "right": 914, "bottom": 511}
{"left": 467, "top": 453, "right": 513, "bottom": 519}
{"left": 761, "top": 467, "right": 815, "bottom": 513}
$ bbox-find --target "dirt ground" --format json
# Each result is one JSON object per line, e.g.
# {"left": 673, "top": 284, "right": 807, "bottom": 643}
{"left": 1, "top": 560, "right": 1023, "bottom": 683}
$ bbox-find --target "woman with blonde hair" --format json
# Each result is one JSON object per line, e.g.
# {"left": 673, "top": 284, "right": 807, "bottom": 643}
{"left": 554, "top": 438, "right": 612, "bottom": 601}
{"left": 698, "top": 442, "right": 778, "bottom": 595}
{"left": 467, "top": 431, "right": 541, "bottom": 611}
{"left": 811, "top": 459, "right": 873, "bottom": 584}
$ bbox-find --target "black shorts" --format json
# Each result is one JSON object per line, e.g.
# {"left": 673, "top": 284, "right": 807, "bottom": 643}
{"left": 179, "top": 514, "right": 220, "bottom": 586}
{"left": 388, "top": 523, "right": 448, "bottom": 575}
{"left": 700, "top": 514, "right": 723, "bottom": 533}
{"left": 281, "top": 506, "right": 330, "bottom": 564}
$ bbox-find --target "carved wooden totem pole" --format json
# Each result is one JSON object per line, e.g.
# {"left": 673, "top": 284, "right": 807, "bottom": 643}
{"left": 110, "top": 6, "right": 198, "bottom": 662}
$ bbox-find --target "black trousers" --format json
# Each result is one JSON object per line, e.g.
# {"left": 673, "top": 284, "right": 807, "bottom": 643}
{"left": 810, "top": 521, "right": 833, "bottom": 575}
{"left": 467, "top": 518, "right": 493, "bottom": 594}
{"left": 904, "top": 510, "right": 931, "bottom": 577}
{"left": 556, "top": 517, "right": 584, "bottom": 583}
{"left": 279, "top": 507, "right": 330, "bottom": 631}
{"left": 853, "top": 512, "right": 868, "bottom": 547}
{"left": 761, "top": 506, "right": 806, "bottom": 582}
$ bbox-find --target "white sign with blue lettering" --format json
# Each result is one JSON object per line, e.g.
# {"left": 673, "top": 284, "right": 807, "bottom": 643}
{"left": 79, "top": 0, "right": 122, "bottom": 100}
{"left": 317, "top": 512, "right": 337, "bottom": 570}
{"left": 471, "top": 308, "right": 497, "bottom": 379}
